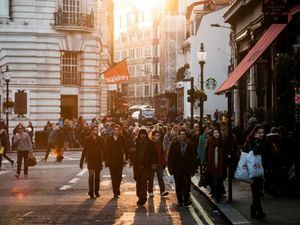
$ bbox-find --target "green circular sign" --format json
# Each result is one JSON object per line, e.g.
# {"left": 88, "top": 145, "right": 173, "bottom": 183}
{"left": 205, "top": 78, "right": 217, "bottom": 90}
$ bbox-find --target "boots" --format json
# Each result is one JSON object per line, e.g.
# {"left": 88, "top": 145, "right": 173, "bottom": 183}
{"left": 251, "top": 205, "right": 266, "bottom": 220}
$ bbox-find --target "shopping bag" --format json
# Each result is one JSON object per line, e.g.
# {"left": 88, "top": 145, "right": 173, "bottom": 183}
{"left": 0, "top": 146, "right": 4, "bottom": 155}
{"left": 234, "top": 151, "right": 252, "bottom": 183}
{"left": 28, "top": 151, "right": 37, "bottom": 167}
{"left": 168, "top": 175, "right": 175, "bottom": 183}
{"left": 246, "top": 151, "right": 264, "bottom": 178}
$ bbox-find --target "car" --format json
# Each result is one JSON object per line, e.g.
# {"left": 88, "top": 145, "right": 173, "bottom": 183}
{"left": 138, "top": 108, "right": 157, "bottom": 126}
{"left": 132, "top": 111, "right": 140, "bottom": 121}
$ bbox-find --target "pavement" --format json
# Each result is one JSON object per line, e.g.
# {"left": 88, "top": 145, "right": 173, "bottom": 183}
{"left": 191, "top": 175, "right": 300, "bottom": 225}
{"left": 0, "top": 151, "right": 230, "bottom": 225}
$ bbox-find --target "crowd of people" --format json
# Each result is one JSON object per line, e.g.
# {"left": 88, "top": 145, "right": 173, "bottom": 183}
{"left": 0, "top": 110, "right": 298, "bottom": 220}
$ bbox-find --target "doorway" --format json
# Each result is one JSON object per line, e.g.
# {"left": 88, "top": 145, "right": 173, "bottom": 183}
{"left": 61, "top": 95, "right": 78, "bottom": 119}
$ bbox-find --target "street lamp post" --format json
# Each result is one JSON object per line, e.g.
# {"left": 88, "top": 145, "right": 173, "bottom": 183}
{"left": 3, "top": 65, "right": 12, "bottom": 136}
{"left": 197, "top": 43, "right": 207, "bottom": 132}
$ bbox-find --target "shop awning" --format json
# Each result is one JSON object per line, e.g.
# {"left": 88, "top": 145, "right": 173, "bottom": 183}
{"left": 215, "top": 24, "right": 287, "bottom": 94}
{"left": 215, "top": 4, "right": 300, "bottom": 95}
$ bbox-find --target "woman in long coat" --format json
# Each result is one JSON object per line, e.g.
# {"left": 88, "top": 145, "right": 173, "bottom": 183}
{"left": 205, "top": 127, "right": 227, "bottom": 202}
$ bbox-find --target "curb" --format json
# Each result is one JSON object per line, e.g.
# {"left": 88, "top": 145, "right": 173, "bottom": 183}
{"left": 191, "top": 176, "right": 252, "bottom": 225}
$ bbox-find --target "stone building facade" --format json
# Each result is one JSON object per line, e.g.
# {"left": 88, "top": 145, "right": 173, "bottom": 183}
{"left": 0, "top": 0, "right": 111, "bottom": 133}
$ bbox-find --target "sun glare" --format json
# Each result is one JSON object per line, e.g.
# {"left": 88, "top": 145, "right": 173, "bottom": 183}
{"left": 114, "top": 0, "right": 166, "bottom": 38}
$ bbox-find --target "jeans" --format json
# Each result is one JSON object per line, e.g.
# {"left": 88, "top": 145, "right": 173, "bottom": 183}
{"left": 148, "top": 166, "right": 166, "bottom": 194}
{"left": 16, "top": 150, "right": 29, "bottom": 175}
{"left": 88, "top": 169, "right": 101, "bottom": 194}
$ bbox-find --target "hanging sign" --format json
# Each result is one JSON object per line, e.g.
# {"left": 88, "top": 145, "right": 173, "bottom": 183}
{"left": 205, "top": 78, "right": 217, "bottom": 90}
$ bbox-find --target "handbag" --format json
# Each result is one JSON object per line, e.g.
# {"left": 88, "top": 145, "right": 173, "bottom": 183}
{"left": 28, "top": 151, "right": 37, "bottom": 167}
{"left": 235, "top": 151, "right": 252, "bottom": 183}
{"left": 0, "top": 146, "right": 4, "bottom": 155}
{"left": 246, "top": 151, "right": 264, "bottom": 178}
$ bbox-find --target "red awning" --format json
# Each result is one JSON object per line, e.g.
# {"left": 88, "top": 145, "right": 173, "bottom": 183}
{"left": 215, "top": 5, "right": 300, "bottom": 95}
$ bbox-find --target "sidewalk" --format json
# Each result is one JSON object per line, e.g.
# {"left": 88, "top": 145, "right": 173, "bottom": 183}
{"left": 191, "top": 176, "right": 300, "bottom": 225}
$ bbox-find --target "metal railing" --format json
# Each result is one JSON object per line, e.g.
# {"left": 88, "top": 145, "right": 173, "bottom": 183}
{"left": 61, "top": 71, "right": 81, "bottom": 86}
{"left": 54, "top": 10, "right": 94, "bottom": 28}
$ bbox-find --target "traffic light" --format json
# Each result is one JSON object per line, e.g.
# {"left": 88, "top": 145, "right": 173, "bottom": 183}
{"left": 195, "top": 90, "right": 207, "bottom": 102}
{"left": 187, "top": 88, "right": 195, "bottom": 103}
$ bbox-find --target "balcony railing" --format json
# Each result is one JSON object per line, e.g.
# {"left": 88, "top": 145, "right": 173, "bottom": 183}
{"left": 54, "top": 10, "right": 94, "bottom": 30}
{"left": 61, "top": 71, "right": 81, "bottom": 86}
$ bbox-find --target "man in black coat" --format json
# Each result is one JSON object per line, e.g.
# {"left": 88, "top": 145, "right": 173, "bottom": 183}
{"left": 168, "top": 128, "right": 197, "bottom": 207}
{"left": 132, "top": 128, "right": 157, "bottom": 206}
{"left": 80, "top": 125, "right": 105, "bottom": 198}
{"left": 105, "top": 125, "right": 126, "bottom": 198}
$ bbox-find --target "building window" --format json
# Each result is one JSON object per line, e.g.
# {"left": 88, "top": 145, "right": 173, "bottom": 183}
{"left": 144, "top": 46, "right": 151, "bottom": 57}
{"left": 136, "top": 47, "right": 143, "bottom": 58}
{"left": 129, "top": 65, "right": 135, "bottom": 77}
{"left": 122, "top": 50, "right": 127, "bottom": 59}
{"left": 145, "top": 83, "right": 150, "bottom": 96}
{"left": 136, "top": 83, "right": 143, "bottom": 97}
{"left": 144, "top": 63, "right": 151, "bottom": 74}
{"left": 129, "top": 85, "right": 135, "bottom": 97}
{"left": 62, "top": 0, "right": 80, "bottom": 13}
{"left": 136, "top": 64, "right": 143, "bottom": 75}
{"left": 61, "top": 51, "right": 81, "bottom": 86}
{"left": 129, "top": 48, "right": 135, "bottom": 58}
{"left": 128, "top": 32, "right": 136, "bottom": 41}
{"left": 127, "top": 12, "right": 135, "bottom": 25}
{"left": 121, "top": 33, "right": 126, "bottom": 43}
{"left": 144, "top": 29, "right": 151, "bottom": 39}
{"left": 137, "top": 31, "right": 143, "bottom": 40}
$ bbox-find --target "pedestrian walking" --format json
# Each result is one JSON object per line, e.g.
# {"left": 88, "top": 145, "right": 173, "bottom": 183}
{"left": 168, "top": 128, "right": 197, "bottom": 207}
{"left": 197, "top": 125, "right": 210, "bottom": 187}
{"left": 105, "top": 125, "right": 126, "bottom": 198}
{"left": 132, "top": 128, "right": 156, "bottom": 206}
{"left": 244, "top": 124, "right": 267, "bottom": 220}
{"left": 205, "top": 127, "right": 228, "bottom": 202}
{"left": 0, "top": 128, "right": 14, "bottom": 169}
{"left": 13, "top": 124, "right": 33, "bottom": 178}
{"left": 43, "top": 123, "right": 56, "bottom": 161}
{"left": 80, "top": 125, "right": 105, "bottom": 198}
{"left": 148, "top": 130, "right": 169, "bottom": 197}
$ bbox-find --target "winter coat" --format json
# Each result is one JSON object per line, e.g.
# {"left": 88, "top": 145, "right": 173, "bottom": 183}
{"left": 205, "top": 136, "right": 227, "bottom": 179}
{"left": 168, "top": 140, "right": 197, "bottom": 176}
{"left": 197, "top": 134, "right": 208, "bottom": 165}
{"left": 105, "top": 135, "right": 126, "bottom": 167}
{"left": 133, "top": 137, "right": 156, "bottom": 169}
{"left": 80, "top": 134, "right": 105, "bottom": 170}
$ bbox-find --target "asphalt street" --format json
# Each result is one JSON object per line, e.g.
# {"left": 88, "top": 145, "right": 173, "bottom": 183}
{"left": 0, "top": 151, "right": 230, "bottom": 225}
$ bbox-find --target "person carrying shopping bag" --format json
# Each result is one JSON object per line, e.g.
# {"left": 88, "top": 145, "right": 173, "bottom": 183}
{"left": 244, "top": 124, "right": 267, "bottom": 220}
{"left": 13, "top": 124, "right": 33, "bottom": 178}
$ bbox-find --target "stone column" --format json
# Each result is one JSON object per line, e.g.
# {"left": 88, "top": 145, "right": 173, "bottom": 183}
{"left": 0, "top": 0, "right": 9, "bottom": 20}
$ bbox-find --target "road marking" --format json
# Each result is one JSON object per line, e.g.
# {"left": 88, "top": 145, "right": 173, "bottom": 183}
{"left": 102, "top": 174, "right": 127, "bottom": 178}
{"left": 18, "top": 211, "right": 33, "bottom": 220}
{"left": 188, "top": 206, "right": 205, "bottom": 225}
{"left": 0, "top": 170, "right": 9, "bottom": 176}
{"left": 59, "top": 168, "right": 88, "bottom": 191}
{"left": 191, "top": 194, "right": 214, "bottom": 225}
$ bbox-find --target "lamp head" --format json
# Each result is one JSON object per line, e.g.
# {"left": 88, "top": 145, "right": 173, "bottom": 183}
{"left": 197, "top": 43, "right": 207, "bottom": 63}
{"left": 2, "top": 65, "right": 11, "bottom": 81}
